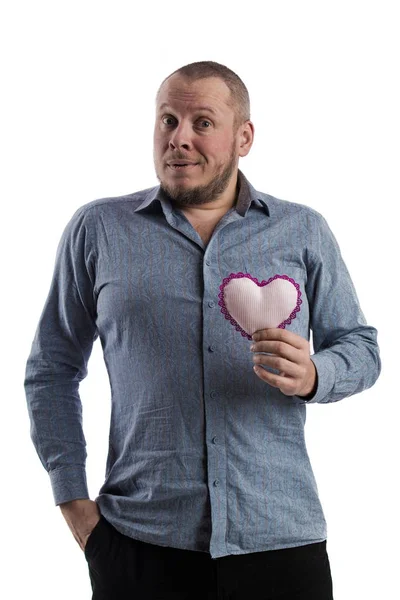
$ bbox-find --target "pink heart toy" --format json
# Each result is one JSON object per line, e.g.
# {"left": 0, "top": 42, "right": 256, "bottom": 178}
{"left": 218, "top": 273, "right": 302, "bottom": 340}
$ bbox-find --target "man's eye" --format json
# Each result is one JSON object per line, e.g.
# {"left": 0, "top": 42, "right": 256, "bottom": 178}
{"left": 161, "top": 117, "right": 211, "bottom": 128}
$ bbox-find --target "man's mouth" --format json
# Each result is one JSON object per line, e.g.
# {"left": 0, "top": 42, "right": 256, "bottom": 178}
{"left": 169, "top": 164, "right": 198, "bottom": 171}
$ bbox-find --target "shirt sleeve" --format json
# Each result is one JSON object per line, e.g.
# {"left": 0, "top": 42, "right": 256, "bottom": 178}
{"left": 294, "top": 211, "right": 381, "bottom": 404}
{"left": 24, "top": 206, "right": 98, "bottom": 505}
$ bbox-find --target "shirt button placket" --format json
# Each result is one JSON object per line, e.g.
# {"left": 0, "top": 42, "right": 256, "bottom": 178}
{"left": 203, "top": 250, "right": 226, "bottom": 554}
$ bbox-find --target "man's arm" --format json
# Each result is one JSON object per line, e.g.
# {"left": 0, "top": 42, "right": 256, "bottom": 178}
{"left": 300, "top": 211, "right": 381, "bottom": 403}
{"left": 251, "top": 211, "right": 380, "bottom": 403}
{"left": 24, "top": 206, "right": 98, "bottom": 505}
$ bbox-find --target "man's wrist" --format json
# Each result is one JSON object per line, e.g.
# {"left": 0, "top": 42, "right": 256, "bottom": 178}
{"left": 298, "top": 361, "right": 318, "bottom": 399}
{"left": 59, "top": 498, "right": 91, "bottom": 513}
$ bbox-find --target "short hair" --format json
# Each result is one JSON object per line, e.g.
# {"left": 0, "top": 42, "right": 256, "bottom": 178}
{"left": 156, "top": 60, "right": 251, "bottom": 133}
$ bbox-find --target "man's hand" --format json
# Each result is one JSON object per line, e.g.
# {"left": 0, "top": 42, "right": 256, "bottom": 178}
{"left": 59, "top": 498, "right": 101, "bottom": 552}
{"left": 250, "top": 328, "right": 317, "bottom": 398}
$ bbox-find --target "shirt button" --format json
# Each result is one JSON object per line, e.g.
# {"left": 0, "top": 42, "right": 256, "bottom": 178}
{"left": 212, "top": 436, "right": 218, "bottom": 444}
{"left": 210, "top": 391, "right": 217, "bottom": 398}
{"left": 208, "top": 301, "right": 215, "bottom": 308}
{"left": 208, "top": 345, "right": 216, "bottom": 352}
{"left": 213, "top": 479, "right": 220, "bottom": 487}
{"left": 206, "top": 259, "right": 211, "bottom": 266}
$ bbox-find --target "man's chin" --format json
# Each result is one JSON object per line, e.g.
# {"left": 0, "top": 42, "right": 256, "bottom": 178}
{"left": 160, "top": 179, "right": 207, "bottom": 204}
{"left": 169, "top": 192, "right": 208, "bottom": 207}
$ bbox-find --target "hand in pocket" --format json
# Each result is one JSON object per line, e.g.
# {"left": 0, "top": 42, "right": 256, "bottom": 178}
{"left": 59, "top": 498, "right": 102, "bottom": 552}
{"left": 83, "top": 514, "right": 102, "bottom": 551}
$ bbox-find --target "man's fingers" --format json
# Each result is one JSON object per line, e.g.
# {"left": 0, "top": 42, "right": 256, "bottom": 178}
{"left": 253, "top": 365, "right": 291, "bottom": 391}
{"left": 251, "top": 340, "right": 299, "bottom": 362}
{"left": 252, "top": 354, "right": 298, "bottom": 378}
{"left": 252, "top": 327, "right": 307, "bottom": 350}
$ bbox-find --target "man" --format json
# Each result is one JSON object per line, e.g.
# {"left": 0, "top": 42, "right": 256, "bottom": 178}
{"left": 24, "top": 61, "right": 381, "bottom": 599}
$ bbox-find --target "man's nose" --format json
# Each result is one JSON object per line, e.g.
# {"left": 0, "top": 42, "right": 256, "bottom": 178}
{"left": 168, "top": 121, "right": 192, "bottom": 149}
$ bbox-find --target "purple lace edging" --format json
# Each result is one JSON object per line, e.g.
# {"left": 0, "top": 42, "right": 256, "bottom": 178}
{"left": 217, "top": 273, "right": 302, "bottom": 340}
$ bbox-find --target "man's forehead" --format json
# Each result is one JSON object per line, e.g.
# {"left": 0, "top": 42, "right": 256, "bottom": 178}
{"left": 158, "top": 101, "right": 219, "bottom": 115}
{"left": 157, "top": 76, "right": 230, "bottom": 111}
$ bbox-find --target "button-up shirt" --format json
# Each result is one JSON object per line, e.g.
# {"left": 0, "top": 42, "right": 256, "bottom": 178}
{"left": 24, "top": 169, "right": 381, "bottom": 559}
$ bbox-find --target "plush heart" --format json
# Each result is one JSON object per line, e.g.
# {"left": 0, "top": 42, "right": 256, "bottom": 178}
{"left": 218, "top": 273, "right": 302, "bottom": 340}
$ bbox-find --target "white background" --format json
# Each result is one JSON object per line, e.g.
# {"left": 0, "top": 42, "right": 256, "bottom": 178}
{"left": 1, "top": 1, "right": 398, "bottom": 598}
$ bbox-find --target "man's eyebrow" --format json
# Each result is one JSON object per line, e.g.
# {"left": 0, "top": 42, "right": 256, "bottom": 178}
{"left": 158, "top": 103, "right": 218, "bottom": 115}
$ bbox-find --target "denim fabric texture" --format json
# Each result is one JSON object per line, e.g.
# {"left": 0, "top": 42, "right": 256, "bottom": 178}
{"left": 24, "top": 169, "right": 381, "bottom": 559}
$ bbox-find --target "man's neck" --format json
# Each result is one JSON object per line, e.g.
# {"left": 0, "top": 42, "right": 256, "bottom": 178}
{"left": 179, "top": 176, "right": 240, "bottom": 222}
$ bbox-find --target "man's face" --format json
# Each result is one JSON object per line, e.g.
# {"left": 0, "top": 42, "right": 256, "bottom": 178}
{"left": 153, "top": 75, "right": 242, "bottom": 207}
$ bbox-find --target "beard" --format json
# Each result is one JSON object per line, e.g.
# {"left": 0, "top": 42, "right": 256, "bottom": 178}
{"left": 155, "top": 140, "right": 238, "bottom": 207}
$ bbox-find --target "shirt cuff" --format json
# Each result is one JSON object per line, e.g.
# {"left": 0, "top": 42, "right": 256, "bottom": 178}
{"left": 294, "top": 353, "right": 336, "bottom": 404}
{"left": 49, "top": 465, "right": 90, "bottom": 506}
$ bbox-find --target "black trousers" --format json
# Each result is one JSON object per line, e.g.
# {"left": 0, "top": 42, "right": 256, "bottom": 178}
{"left": 84, "top": 515, "right": 334, "bottom": 599}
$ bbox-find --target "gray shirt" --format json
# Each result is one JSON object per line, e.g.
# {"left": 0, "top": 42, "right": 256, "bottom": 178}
{"left": 24, "top": 169, "right": 381, "bottom": 559}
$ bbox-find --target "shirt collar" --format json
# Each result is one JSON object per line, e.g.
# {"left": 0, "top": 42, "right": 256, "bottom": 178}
{"left": 134, "top": 168, "right": 270, "bottom": 217}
